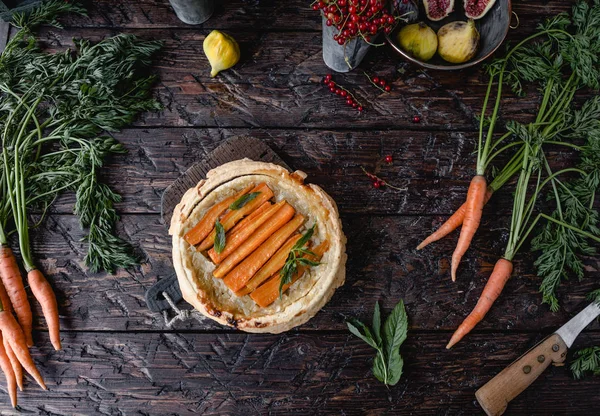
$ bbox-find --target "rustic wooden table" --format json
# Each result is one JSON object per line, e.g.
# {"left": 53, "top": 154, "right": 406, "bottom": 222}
{"left": 1, "top": 0, "right": 599, "bottom": 414}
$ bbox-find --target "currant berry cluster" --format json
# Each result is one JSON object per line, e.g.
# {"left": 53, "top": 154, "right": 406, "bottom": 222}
{"left": 364, "top": 72, "right": 392, "bottom": 92}
{"left": 311, "top": 0, "right": 397, "bottom": 45}
{"left": 323, "top": 74, "right": 364, "bottom": 112}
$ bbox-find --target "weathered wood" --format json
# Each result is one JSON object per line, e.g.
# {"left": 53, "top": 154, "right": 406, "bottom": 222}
{"left": 26, "top": 27, "right": 596, "bottom": 130}
{"left": 45, "top": 128, "right": 577, "bottom": 216}
{"left": 21, "top": 214, "right": 600, "bottom": 333}
{"left": 67, "top": 0, "right": 575, "bottom": 30}
{"left": 0, "top": 331, "right": 598, "bottom": 415}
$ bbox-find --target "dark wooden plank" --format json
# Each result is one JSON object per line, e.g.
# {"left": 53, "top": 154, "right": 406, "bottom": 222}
{"left": 22, "top": 214, "right": 600, "bottom": 333}
{"left": 46, "top": 128, "right": 577, "bottom": 216}
{"left": 67, "top": 0, "right": 575, "bottom": 30}
{"left": 28, "top": 27, "right": 597, "bottom": 130}
{"left": 2, "top": 331, "right": 599, "bottom": 415}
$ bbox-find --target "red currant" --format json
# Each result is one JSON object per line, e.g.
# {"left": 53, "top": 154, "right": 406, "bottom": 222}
{"left": 384, "top": 85, "right": 391, "bottom": 92}
{"left": 326, "top": 19, "right": 333, "bottom": 26}
{"left": 358, "top": 106, "right": 364, "bottom": 112}
{"left": 412, "top": 115, "right": 421, "bottom": 123}
{"left": 328, "top": 81, "right": 335, "bottom": 88}
{"left": 384, "top": 155, "right": 393, "bottom": 164}
{"left": 379, "top": 79, "right": 386, "bottom": 86}
{"left": 372, "top": 76, "right": 379, "bottom": 83}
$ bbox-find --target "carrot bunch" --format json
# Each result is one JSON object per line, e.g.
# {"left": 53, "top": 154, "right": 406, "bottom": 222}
{"left": 420, "top": 2, "right": 600, "bottom": 349}
{"left": 185, "top": 183, "right": 324, "bottom": 307}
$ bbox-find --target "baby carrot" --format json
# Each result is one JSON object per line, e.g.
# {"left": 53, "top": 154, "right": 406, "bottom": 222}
{"left": 28, "top": 268, "right": 61, "bottom": 350}
{"left": 451, "top": 175, "right": 487, "bottom": 281}
{"left": 446, "top": 258, "right": 513, "bottom": 349}
{"left": 236, "top": 234, "right": 303, "bottom": 296}
{"left": 184, "top": 184, "right": 254, "bottom": 246}
{"left": 0, "top": 333, "right": 17, "bottom": 407}
{"left": 0, "top": 245, "right": 33, "bottom": 347}
{"left": 416, "top": 188, "right": 493, "bottom": 250}
{"left": 0, "top": 309, "right": 45, "bottom": 389}
{"left": 250, "top": 241, "right": 329, "bottom": 308}
{"left": 208, "top": 201, "right": 287, "bottom": 265}
{"left": 224, "top": 215, "right": 305, "bottom": 292}
{"left": 3, "top": 340, "right": 22, "bottom": 392}
{"left": 213, "top": 203, "right": 296, "bottom": 278}
{"left": 197, "top": 183, "right": 274, "bottom": 251}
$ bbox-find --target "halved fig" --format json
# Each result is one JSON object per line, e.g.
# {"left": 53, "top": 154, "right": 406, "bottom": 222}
{"left": 464, "top": 0, "right": 497, "bottom": 19}
{"left": 423, "top": 0, "right": 454, "bottom": 21}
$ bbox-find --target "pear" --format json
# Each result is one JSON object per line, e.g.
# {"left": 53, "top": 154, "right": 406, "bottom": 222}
{"left": 203, "top": 30, "right": 240, "bottom": 77}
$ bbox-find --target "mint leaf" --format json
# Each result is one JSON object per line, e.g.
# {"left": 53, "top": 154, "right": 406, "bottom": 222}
{"left": 372, "top": 301, "right": 382, "bottom": 345}
{"left": 214, "top": 220, "right": 226, "bottom": 254}
{"left": 229, "top": 192, "right": 260, "bottom": 210}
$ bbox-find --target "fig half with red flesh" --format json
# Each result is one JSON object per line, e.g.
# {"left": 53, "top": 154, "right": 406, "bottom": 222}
{"left": 464, "top": 0, "right": 497, "bottom": 19}
{"left": 423, "top": 0, "right": 455, "bottom": 21}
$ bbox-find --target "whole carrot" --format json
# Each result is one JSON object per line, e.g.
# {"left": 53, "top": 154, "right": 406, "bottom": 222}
{"left": 0, "top": 309, "right": 45, "bottom": 389}
{"left": 0, "top": 333, "right": 17, "bottom": 407}
{"left": 28, "top": 268, "right": 61, "bottom": 350}
{"left": 450, "top": 175, "right": 487, "bottom": 282}
{"left": 446, "top": 258, "right": 513, "bottom": 349}
{"left": 0, "top": 245, "right": 33, "bottom": 347}
{"left": 417, "top": 188, "right": 493, "bottom": 250}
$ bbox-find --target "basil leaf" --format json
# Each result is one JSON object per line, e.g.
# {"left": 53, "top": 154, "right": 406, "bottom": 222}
{"left": 213, "top": 220, "right": 226, "bottom": 254}
{"left": 229, "top": 192, "right": 260, "bottom": 210}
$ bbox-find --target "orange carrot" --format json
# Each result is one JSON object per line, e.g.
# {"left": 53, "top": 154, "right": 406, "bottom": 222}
{"left": 416, "top": 188, "right": 493, "bottom": 250}
{"left": 0, "top": 310, "right": 45, "bottom": 389}
{"left": 228, "top": 201, "right": 272, "bottom": 235}
{"left": 446, "top": 258, "right": 513, "bottom": 349}
{"left": 213, "top": 203, "right": 296, "bottom": 278}
{"left": 3, "top": 340, "right": 22, "bottom": 392}
{"left": 0, "top": 245, "right": 33, "bottom": 347}
{"left": 450, "top": 175, "right": 488, "bottom": 281}
{"left": 0, "top": 333, "right": 17, "bottom": 407}
{"left": 197, "top": 183, "right": 274, "bottom": 251}
{"left": 236, "top": 234, "right": 303, "bottom": 296}
{"left": 250, "top": 241, "right": 329, "bottom": 308}
{"left": 184, "top": 184, "right": 255, "bottom": 246}
{"left": 224, "top": 215, "right": 305, "bottom": 292}
{"left": 28, "top": 269, "right": 61, "bottom": 351}
{"left": 209, "top": 201, "right": 288, "bottom": 265}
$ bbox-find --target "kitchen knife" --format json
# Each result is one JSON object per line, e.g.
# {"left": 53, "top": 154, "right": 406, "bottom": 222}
{"left": 475, "top": 301, "right": 600, "bottom": 416}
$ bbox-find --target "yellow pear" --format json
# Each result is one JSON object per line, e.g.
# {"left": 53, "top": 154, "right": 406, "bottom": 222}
{"left": 203, "top": 30, "right": 240, "bottom": 77}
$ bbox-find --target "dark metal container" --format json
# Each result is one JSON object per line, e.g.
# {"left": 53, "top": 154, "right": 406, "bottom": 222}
{"left": 169, "top": 0, "right": 214, "bottom": 25}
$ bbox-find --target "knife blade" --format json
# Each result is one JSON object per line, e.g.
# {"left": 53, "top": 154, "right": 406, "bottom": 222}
{"left": 475, "top": 301, "right": 600, "bottom": 416}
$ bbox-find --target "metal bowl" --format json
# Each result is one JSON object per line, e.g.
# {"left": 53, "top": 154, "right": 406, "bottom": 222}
{"left": 385, "top": 0, "right": 512, "bottom": 70}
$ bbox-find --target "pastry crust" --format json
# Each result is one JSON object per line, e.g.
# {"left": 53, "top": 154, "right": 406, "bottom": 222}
{"left": 170, "top": 159, "right": 347, "bottom": 333}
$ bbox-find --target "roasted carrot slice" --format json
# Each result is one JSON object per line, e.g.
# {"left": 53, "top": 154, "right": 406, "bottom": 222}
{"left": 197, "top": 183, "right": 274, "bottom": 251}
{"left": 236, "top": 234, "right": 304, "bottom": 297}
{"left": 213, "top": 203, "right": 296, "bottom": 278}
{"left": 250, "top": 241, "right": 329, "bottom": 308}
{"left": 224, "top": 215, "right": 305, "bottom": 292}
{"left": 184, "top": 184, "right": 254, "bottom": 246}
{"left": 208, "top": 200, "right": 286, "bottom": 264}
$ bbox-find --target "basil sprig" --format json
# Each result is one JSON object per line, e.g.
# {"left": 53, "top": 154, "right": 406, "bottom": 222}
{"left": 347, "top": 300, "right": 408, "bottom": 386}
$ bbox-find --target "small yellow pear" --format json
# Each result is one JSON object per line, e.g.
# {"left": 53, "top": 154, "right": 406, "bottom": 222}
{"left": 203, "top": 30, "right": 240, "bottom": 77}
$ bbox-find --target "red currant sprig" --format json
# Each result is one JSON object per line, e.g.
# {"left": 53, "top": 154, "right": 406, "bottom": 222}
{"left": 360, "top": 166, "right": 404, "bottom": 191}
{"left": 364, "top": 72, "right": 392, "bottom": 92}
{"left": 311, "top": 0, "right": 400, "bottom": 46}
{"left": 323, "top": 74, "right": 364, "bottom": 112}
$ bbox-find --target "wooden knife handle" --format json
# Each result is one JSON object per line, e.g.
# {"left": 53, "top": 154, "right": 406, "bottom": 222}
{"left": 475, "top": 334, "right": 568, "bottom": 416}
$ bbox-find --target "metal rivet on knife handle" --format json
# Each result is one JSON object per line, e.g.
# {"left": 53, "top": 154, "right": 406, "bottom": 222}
{"left": 537, "top": 355, "right": 545, "bottom": 363}
{"left": 523, "top": 365, "right": 531, "bottom": 374}
{"left": 552, "top": 344, "right": 560, "bottom": 352}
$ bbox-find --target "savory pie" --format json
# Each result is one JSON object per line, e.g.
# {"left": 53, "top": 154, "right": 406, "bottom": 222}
{"left": 169, "top": 159, "right": 347, "bottom": 333}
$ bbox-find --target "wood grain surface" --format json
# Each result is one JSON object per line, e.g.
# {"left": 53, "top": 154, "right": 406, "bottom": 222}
{"left": 1, "top": 0, "right": 598, "bottom": 414}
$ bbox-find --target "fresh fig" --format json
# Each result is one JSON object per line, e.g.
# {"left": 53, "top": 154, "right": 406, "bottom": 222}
{"left": 423, "top": 0, "right": 454, "bottom": 21}
{"left": 437, "top": 20, "right": 480, "bottom": 64}
{"left": 464, "top": 0, "right": 498, "bottom": 19}
{"left": 398, "top": 23, "right": 438, "bottom": 61}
